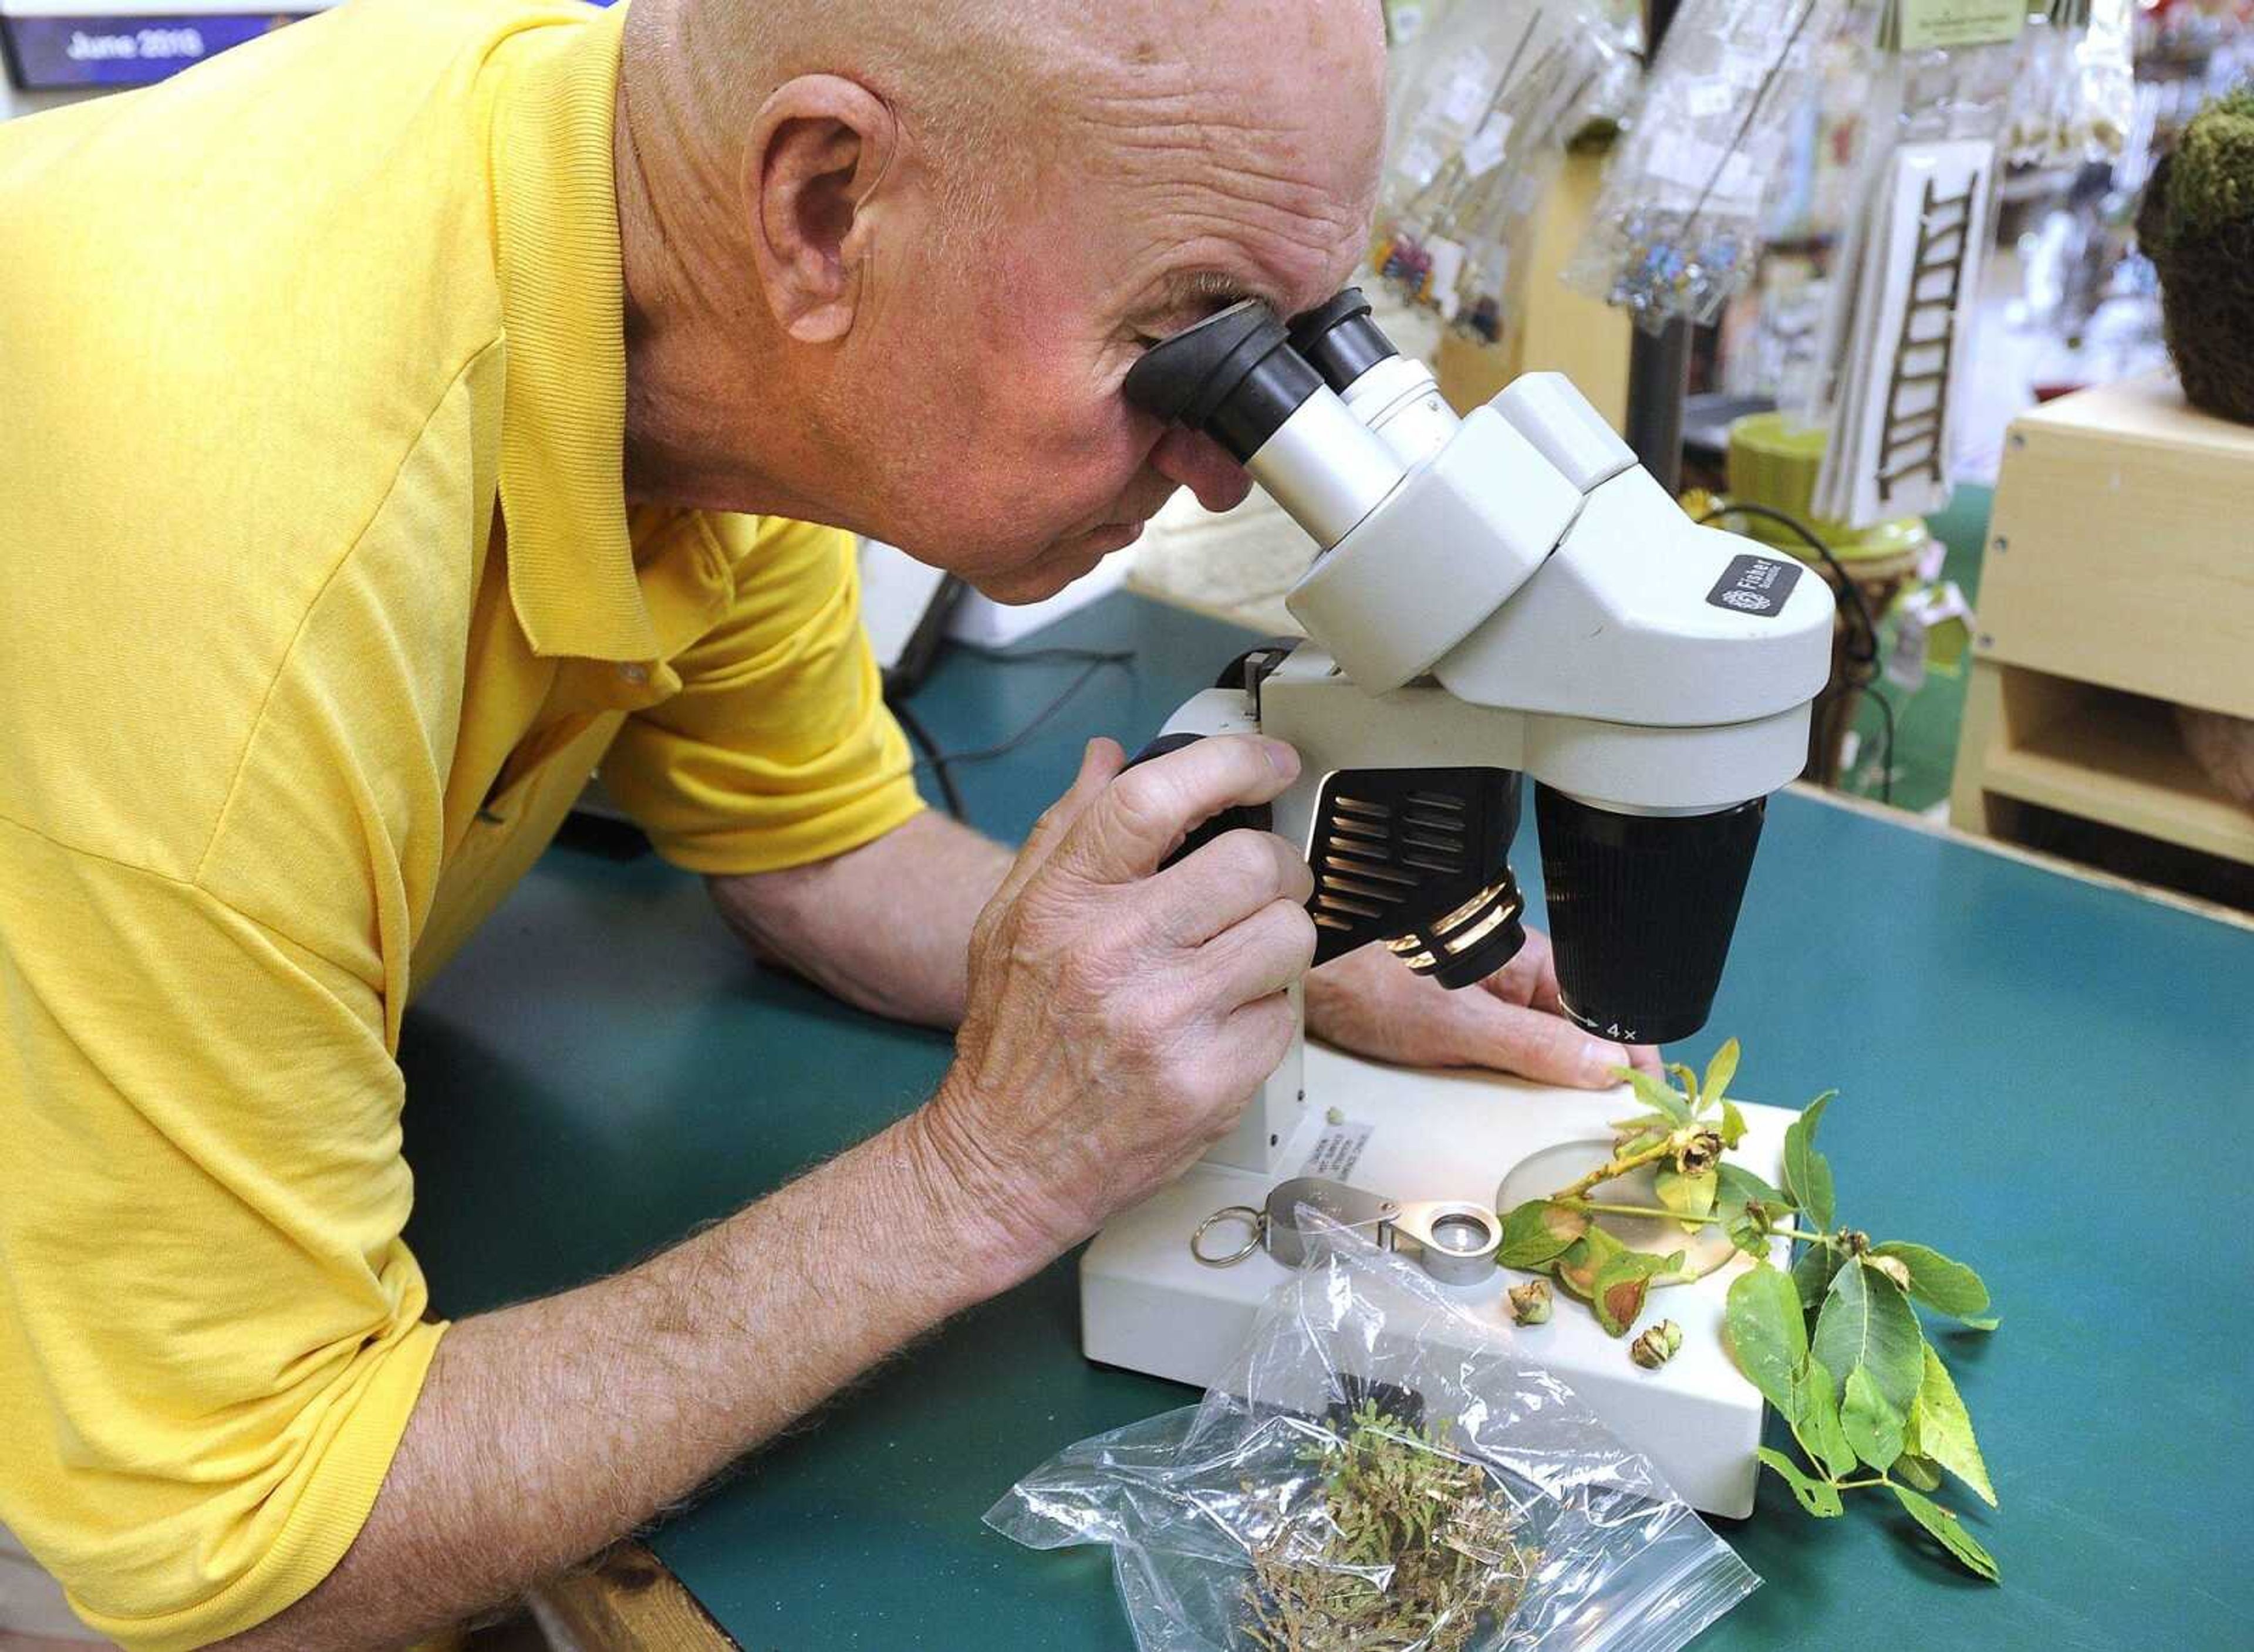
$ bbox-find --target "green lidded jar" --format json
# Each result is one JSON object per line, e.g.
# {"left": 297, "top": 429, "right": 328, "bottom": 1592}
{"left": 1723, "top": 413, "right": 1926, "bottom": 565}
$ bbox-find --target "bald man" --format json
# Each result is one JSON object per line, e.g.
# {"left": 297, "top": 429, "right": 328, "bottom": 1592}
{"left": 0, "top": 1, "right": 1654, "bottom": 1644}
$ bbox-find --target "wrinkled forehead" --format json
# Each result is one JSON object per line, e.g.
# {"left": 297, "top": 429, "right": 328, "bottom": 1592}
{"left": 1059, "top": 1, "right": 1388, "bottom": 321}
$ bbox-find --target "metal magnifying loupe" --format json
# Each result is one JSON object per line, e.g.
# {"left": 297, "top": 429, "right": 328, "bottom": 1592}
{"left": 1191, "top": 1176, "right": 1502, "bottom": 1287}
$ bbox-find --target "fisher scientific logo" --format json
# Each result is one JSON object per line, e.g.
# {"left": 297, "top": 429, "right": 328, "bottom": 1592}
{"left": 1705, "top": 553, "right": 1803, "bottom": 618}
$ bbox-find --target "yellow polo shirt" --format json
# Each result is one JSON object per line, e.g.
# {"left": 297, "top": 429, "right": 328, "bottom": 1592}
{"left": 0, "top": 1, "right": 920, "bottom": 1644}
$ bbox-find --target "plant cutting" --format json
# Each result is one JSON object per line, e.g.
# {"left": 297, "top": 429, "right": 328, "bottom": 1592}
{"left": 1496, "top": 1040, "right": 2002, "bottom": 1579}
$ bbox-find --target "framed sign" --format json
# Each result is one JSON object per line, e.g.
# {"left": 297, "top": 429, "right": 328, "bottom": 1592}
{"left": 0, "top": 2, "right": 332, "bottom": 90}
{"left": 1, "top": 1, "right": 616, "bottom": 91}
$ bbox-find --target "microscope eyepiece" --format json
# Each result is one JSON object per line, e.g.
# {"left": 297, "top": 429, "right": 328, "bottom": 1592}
{"left": 1121, "top": 300, "right": 1323, "bottom": 464}
{"left": 1534, "top": 786, "right": 1767, "bottom": 1047}
{"left": 1122, "top": 298, "right": 1408, "bottom": 549}
{"left": 1287, "top": 287, "right": 1399, "bottom": 394}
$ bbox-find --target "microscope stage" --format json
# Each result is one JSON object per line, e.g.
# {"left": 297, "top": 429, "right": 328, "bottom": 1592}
{"left": 1079, "top": 1043, "right": 1793, "bottom": 1518}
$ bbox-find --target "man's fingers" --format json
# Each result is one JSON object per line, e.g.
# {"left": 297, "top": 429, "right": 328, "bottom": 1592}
{"left": 1197, "top": 898, "right": 1319, "bottom": 1009}
{"left": 1058, "top": 734, "right": 1300, "bottom": 886}
{"left": 1207, "top": 990, "right": 1301, "bottom": 1107}
{"left": 1455, "top": 994, "right": 1637, "bottom": 1089}
{"left": 1480, "top": 926, "right": 1560, "bottom": 1013}
{"left": 1625, "top": 1042, "right": 1663, "bottom": 1076}
{"left": 994, "top": 738, "right": 1126, "bottom": 908}
{"left": 1148, "top": 830, "right": 1314, "bottom": 947}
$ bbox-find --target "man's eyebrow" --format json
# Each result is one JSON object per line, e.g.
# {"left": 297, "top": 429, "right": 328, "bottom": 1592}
{"left": 1141, "top": 269, "right": 1267, "bottom": 321}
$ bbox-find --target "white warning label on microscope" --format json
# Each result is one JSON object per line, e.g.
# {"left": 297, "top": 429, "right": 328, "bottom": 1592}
{"left": 1298, "top": 1121, "right": 1374, "bottom": 1183}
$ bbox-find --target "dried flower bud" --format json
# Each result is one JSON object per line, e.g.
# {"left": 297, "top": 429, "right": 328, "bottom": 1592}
{"left": 1676, "top": 1128, "right": 1723, "bottom": 1175}
{"left": 1870, "top": 1255, "right": 1911, "bottom": 1290}
{"left": 1631, "top": 1320, "right": 1683, "bottom": 1369}
{"left": 1841, "top": 1229, "right": 1871, "bottom": 1256}
{"left": 1508, "top": 1279, "right": 1553, "bottom": 1326}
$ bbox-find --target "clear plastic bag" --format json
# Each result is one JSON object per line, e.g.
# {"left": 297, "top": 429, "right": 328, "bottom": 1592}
{"left": 1372, "top": 0, "right": 1632, "bottom": 346}
{"left": 987, "top": 1217, "right": 1757, "bottom": 1651}
{"left": 1565, "top": 0, "right": 1853, "bottom": 332}
{"left": 2003, "top": 1, "right": 2136, "bottom": 167}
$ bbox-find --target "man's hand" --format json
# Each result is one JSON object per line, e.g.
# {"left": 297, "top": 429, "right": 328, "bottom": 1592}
{"left": 920, "top": 735, "right": 1317, "bottom": 1256}
{"left": 1304, "top": 928, "right": 1660, "bottom": 1088}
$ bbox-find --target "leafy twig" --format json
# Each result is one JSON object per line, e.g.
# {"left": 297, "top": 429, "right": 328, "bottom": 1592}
{"left": 1497, "top": 1038, "right": 2005, "bottom": 1581}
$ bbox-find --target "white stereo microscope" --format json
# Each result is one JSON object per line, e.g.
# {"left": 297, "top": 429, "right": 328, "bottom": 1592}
{"left": 1077, "top": 292, "right": 1835, "bottom": 1515}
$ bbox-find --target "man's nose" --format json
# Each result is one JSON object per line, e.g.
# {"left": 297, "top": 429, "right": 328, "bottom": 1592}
{"left": 1149, "top": 426, "right": 1254, "bottom": 514}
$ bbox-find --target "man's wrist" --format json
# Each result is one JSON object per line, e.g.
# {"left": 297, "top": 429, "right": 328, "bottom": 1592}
{"left": 889, "top": 1082, "right": 1064, "bottom": 1303}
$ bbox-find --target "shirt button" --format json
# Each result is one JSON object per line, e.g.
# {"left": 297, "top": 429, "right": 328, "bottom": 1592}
{"left": 618, "top": 663, "right": 649, "bottom": 685}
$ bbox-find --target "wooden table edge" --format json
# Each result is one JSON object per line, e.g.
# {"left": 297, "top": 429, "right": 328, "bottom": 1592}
{"left": 528, "top": 1541, "right": 738, "bottom": 1652}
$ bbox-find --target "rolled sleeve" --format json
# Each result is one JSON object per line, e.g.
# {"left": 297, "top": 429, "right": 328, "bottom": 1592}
{"left": 0, "top": 823, "right": 443, "bottom": 1651}
{"left": 600, "top": 516, "right": 924, "bottom": 875}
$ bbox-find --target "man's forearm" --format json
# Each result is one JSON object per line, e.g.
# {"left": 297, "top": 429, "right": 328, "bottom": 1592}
{"left": 219, "top": 1109, "right": 1034, "bottom": 1651}
{"left": 707, "top": 810, "right": 1012, "bottom": 1028}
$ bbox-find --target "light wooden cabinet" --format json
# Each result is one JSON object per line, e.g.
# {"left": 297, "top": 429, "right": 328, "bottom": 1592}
{"left": 1950, "top": 372, "right": 2254, "bottom": 870}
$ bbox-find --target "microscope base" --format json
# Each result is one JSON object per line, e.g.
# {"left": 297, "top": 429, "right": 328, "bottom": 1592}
{"left": 1079, "top": 1043, "right": 1794, "bottom": 1518}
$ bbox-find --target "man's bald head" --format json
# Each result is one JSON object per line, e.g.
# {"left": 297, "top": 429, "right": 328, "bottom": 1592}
{"left": 637, "top": 0, "right": 1051, "bottom": 236}
{"left": 638, "top": 0, "right": 1381, "bottom": 233}
{"left": 616, "top": 0, "right": 1388, "bottom": 595}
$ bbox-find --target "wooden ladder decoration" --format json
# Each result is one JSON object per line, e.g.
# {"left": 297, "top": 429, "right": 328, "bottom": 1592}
{"left": 1876, "top": 175, "right": 1974, "bottom": 502}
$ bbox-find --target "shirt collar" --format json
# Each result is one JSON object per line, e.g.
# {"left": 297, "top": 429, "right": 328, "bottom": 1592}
{"left": 487, "top": 1, "right": 659, "bottom": 663}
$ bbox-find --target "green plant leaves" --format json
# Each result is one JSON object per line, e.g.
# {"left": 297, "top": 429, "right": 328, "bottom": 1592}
{"left": 1757, "top": 1447, "right": 1844, "bottom": 1516}
{"left": 1653, "top": 1166, "right": 1718, "bottom": 1233}
{"left": 1872, "top": 1241, "right": 1998, "bottom": 1328}
{"left": 1717, "top": 1163, "right": 1787, "bottom": 1209}
{"left": 1497, "top": 1200, "right": 1586, "bottom": 1268}
{"left": 1592, "top": 1248, "right": 1685, "bottom": 1336}
{"left": 1554, "top": 1224, "right": 1624, "bottom": 1301}
{"left": 1609, "top": 1110, "right": 1678, "bottom": 1139}
{"left": 1620, "top": 1068, "right": 1691, "bottom": 1124}
{"left": 1725, "top": 1263, "right": 1807, "bottom": 1417}
{"left": 1722, "top": 1208, "right": 1770, "bottom": 1257}
{"left": 1530, "top": 1045, "right": 2009, "bottom": 1583}
{"left": 1894, "top": 1454, "right": 1942, "bottom": 1492}
{"left": 1813, "top": 1259, "right": 1924, "bottom": 1418}
{"left": 1716, "top": 1163, "right": 1790, "bottom": 1255}
{"left": 1702, "top": 1038, "right": 1740, "bottom": 1106}
{"left": 1793, "top": 1241, "right": 1845, "bottom": 1311}
{"left": 1783, "top": 1090, "right": 1837, "bottom": 1229}
{"left": 1792, "top": 1357, "right": 1857, "bottom": 1480}
{"left": 1891, "top": 1485, "right": 2000, "bottom": 1581}
{"left": 1841, "top": 1366, "right": 1907, "bottom": 1469}
{"left": 1911, "top": 1344, "right": 1997, "bottom": 1506}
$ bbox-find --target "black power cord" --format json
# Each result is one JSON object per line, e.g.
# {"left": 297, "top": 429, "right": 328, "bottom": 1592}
{"left": 1696, "top": 502, "right": 1898, "bottom": 806}
{"left": 889, "top": 698, "right": 966, "bottom": 820}
{"left": 890, "top": 646, "right": 1138, "bottom": 822}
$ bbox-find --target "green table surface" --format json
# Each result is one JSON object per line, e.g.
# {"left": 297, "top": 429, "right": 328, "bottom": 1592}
{"left": 401, "top": 591, "right": 2251, "bottom": 1651}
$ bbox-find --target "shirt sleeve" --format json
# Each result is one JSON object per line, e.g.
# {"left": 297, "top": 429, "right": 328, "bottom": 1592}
{"left": 599, "top": 513, "right": 925, "bottom": 875}
{"left": 0, "top": 824, "right": 443, "bottom": 1652}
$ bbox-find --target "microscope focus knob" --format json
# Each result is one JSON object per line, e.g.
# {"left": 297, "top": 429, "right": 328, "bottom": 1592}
{"left": 1121, "top": 732, "right": 1275, "bottom": 870}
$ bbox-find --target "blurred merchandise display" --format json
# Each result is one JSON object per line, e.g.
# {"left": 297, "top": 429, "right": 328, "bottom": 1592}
{"left": 1370, "top": 0, "right": 1634, "bottom": 349}
{"left": 1567, "top": 0, "right": 1853, "bottom": 332}
{"left": 2001, "top": 0, "right": 2138, "bottom": 165}
{"left": 1800, "top": 18, "right": 2019, "bottom": 525}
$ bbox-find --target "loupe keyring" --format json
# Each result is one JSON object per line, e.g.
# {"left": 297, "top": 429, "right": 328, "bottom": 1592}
{"left": 1190, "top": 1204, "right": 1267, "bottom": 1266}
{"left": 1192, "top": 1177, "right": 1502, "bottom": 1286}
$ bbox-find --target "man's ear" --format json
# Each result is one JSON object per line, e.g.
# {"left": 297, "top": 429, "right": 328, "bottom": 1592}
{"left": 745, "top": 75, "right": 900, "bottom": 344}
